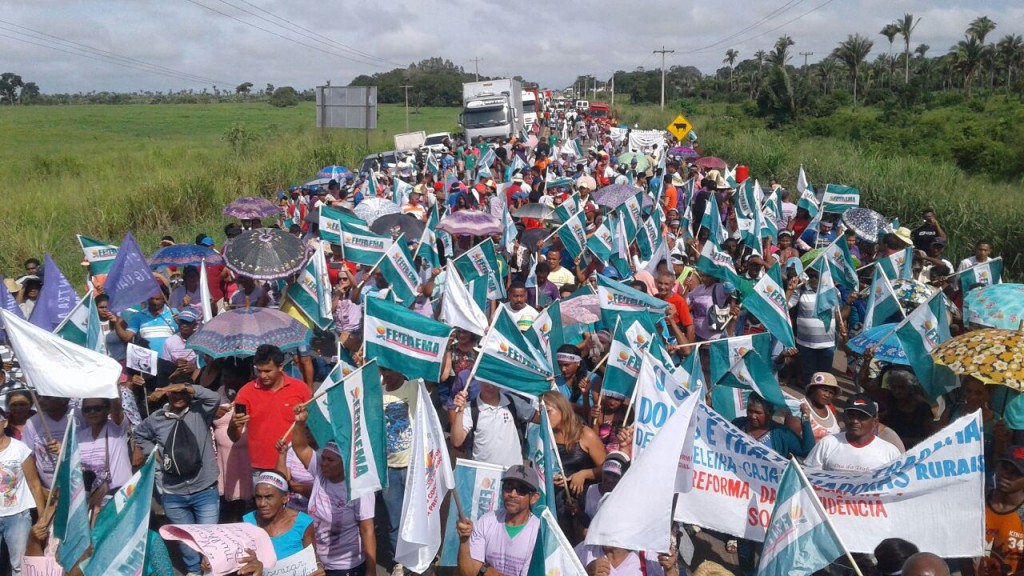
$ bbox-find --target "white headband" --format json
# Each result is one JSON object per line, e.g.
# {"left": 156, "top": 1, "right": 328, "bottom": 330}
{"left": 556, "top": 352, "right": 582, "bottom": 364}
{"left": 255, "top": 471, "right": 289, "bottom": 493}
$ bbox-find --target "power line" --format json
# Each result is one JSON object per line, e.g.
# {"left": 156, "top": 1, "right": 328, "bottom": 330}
{"left": 653, "top": 46, "right": 675, "bottom": 109}
{"left": 677, "top": 0, "right": 806, "bottom": 55}
{"left": 738, "top": 0, "right": 841, "bottom": 45}
{"left": 468, "top": 57, "right": 482, "bottom": 81}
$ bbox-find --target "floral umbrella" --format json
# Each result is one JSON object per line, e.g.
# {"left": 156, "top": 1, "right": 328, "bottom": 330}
{"left": 931, "top": 328, "right": 1024, "bottom": 390}
{"left": 892, "top": 279, "right": 936, "bottom": 307}
{"left": 963, "top": 284, "right": 1024, "bottom": 330}
{"left": 841, "top": 208, "right": 890, "bottom": 243}
{"left": 222, "top": 228, "right": 311, "bottom": 280}
{"left": 223, "top": 197, "right": 280, "bottom": 220}
{"left": 187, "top": 307, "right": 310, "bottom": 358}
{"left": 437, "top": 210, "right": 502, "bottom": 236}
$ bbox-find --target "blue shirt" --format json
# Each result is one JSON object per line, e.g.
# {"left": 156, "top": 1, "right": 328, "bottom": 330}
{"left": 244, "top": 510, "right": 313, "bottom": 561}
{"left": 127, "top": 306, "right": 178, "bottom": 356}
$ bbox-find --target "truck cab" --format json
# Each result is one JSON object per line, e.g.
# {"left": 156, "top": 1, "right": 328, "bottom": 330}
{"left": 522, "top": 90, "right": 539, "bottom": 130}
{"left": 575, "top": 99, "right": 589, "bottom": 111}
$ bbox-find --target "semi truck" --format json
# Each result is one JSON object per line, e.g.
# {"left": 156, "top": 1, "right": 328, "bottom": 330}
{"left": 522, "top": 88, "right": 540, "bottom": 130}
{"left": 460, "top": 78, "right": 524, "bottom": 144}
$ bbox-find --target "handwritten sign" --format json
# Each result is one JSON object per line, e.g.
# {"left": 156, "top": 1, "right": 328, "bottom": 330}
{"left": 264, "top": 545, "right": 318, "bottom": 576}
{"left": 159, "top": 523, "right": 277, "bottom": 576}
{"left": 127, "top": 342, "right": 158, "bottom": 375}
{"left": 23, "top": 556, "right": 64, "bottom": 576}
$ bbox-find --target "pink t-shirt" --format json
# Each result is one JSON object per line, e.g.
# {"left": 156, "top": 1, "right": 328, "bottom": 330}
{"left": 469, "top": 511, "right": 540, "bottom": 576}
{"left": 306, "top": 451, "right": 375, "bottom": 570}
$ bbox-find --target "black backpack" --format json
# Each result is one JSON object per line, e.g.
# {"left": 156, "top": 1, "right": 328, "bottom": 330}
{"left": 468, "top": 394, "right": 529, "bottom": 457}
{"left": 162, "top": 416, "right": 202, "bottom": 478}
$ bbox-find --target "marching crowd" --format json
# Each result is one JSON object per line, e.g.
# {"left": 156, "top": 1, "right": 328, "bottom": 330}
{"left": 0, "top": 108, "right": 1016, "bottom": 576}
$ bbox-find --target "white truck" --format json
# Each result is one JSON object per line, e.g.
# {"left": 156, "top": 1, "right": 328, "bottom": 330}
{"left": 460, "top": 78, "right": 524, "bottom": 144}
{"left": 522, "top": 90, "right": 539, "bottom": 130}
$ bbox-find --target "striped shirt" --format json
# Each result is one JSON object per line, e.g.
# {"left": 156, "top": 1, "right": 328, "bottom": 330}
{"left": 788, "top": 287, "right": 836, "bottom": 349}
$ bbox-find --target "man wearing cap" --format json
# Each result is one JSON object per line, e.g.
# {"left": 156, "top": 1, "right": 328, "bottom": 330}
{"left": 401, "top": 189, "right": 427, "bottom": 221}
{"left": 917, "top": 237, "right": 953, "bottom": 283}
{"left": 160, "top": 309, "right": 200, "bottom": 370}
{"left": 803, "top": 393, "right": 901, "bottom": 472}
{"left": 795, "top": 372, "right": 842, "bottom": 441}
{"left": 457, "top": 464, "right": 541, "bottom": 576}
{"left": 134, "top": 375, "right": 222, "bottom": 576}
{"left": 975, "top": 445, "right": 1024, "bottom": 575}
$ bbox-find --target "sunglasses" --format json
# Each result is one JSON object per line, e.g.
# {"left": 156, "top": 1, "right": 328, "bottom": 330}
{"left": 82, "top": 405, "right": 109, "bottom": 414}
{"left": 501, "top": 482, "right": 536, "bottom": 496}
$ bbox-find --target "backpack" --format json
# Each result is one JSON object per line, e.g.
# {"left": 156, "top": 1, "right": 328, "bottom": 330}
{"left": 162, "top": 415, "right": 202, "bottom": 478}
{"left": 468, "top": 394, "right": 528, "bottom": 457}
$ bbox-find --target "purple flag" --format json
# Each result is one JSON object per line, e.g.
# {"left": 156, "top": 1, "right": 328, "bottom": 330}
{"left": 0, "top": 278, "right": 24, "bottom": 320}
{"left": 105, "top": 232, "right": 160, "bottom": 313}
{"left": 29, "top": 254, "right": 80, "bottom": 331}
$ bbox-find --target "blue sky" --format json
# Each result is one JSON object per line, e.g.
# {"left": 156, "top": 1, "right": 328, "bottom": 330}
{"left": 2, "top": 0, "right": 1022, "bottom": 93}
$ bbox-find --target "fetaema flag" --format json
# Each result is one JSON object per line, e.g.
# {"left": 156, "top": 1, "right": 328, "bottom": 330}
{"left": 377, "top": 235, "right": 420, "bottom": 305}
{"left": 440, "top": 459, "right": 505, "bottom": 566}
{"left": 586, "top": 383, "right": 701, "bottom": 554}
{"left": 527, "top": 508, "right": 588, "bottom": 576}
{"left": 603, "top": 319, "right": 653, "bottom": 400}
{"left": 415, "top": 221, "right": 441, "bottom": 270}
{"left": 813, "top": 258, "right": 841, "bottom": 331}
{"left": 363, "top": 297, "right": 453, "bottom": 382}
{"left": 635, "top": 212, "right": 661, "bottom": 261}
{"left": 2, "top": 309, "right": 120, "bottom": 398}
{"left": 894, "top": 291, "right": 958, "bottom": 401}
{"left": 863, "top": 266, "right": 903, "bottom": 331}
{"left": 304, "top": 352, "right": 362, "bottom": 446}
{"left": 595, "top": 274, "right": 668, "bottom": 331}
{"left": 616, "top": 192, "right": 643, "bottom": 241}
{"left": 285, "top": 247, "right": 334, "bottom": 330}
{"left": 474, "top": 306, "right": 555, "bottom": 397}
{"left": 819, "top": 236, "right": 859, "bottom": 290}
{"left": 877, "top": 247, "right": 913, "bottom": 281}
{"left": 393, "top": 178, "right": 413, "bottom": 206}
{"left": 81, "top": 452, "right": 157, "bottom": 576}
{"left": 555, "top": 210, "right": 588, "bottom": 260}
{"left": 53, "top": 416, "right": 91, "bottom": 572}
{"left": 77, "top": 235, "right": 118, "bottom": 276}
{"left": 394, "top": 380, "right": 455, "bottom": 574}
{"left": 53, "top": 292, "right": 106, "bottom": 354}
{"left": 320, "top": 204, "right": 363, "bottom": 243}
{"left": 714, "top": 348, "right": 790, "bottom": 410}
{"left": 757, "top": 460, "right": 848, "bottom": 576}
{"left": 553, "top": 193, "right": 580, "bottom": 224}
{"left": 586, "top": 221, "right": 614, "bottom": 262}
{"left": 327, "top": 359, "right": 387, "bottom": 500}
{"left": 452, "top": 238, "right": 504, "bottom": 300}
{"left": 526, "top": 402, "right": 562, "bottom": 515}
{"left": 103, "top": 233, "right": 160, "bottom": 314}
{"left": 529, "top": 300, "right": 564, "bottom": 369}
{"left": 960, "top": 257, "right": 1003, "bottom": 294}
{"left": 696, "top": 240, "right": 741, "bottom": 286}
{"left": 30, "top": 254, "right": 81, "bottom": 331}
{"left": 700, "top": 193, "right": 728, "bottom": 246}
{"left": 820, "top": 184, "right": 860, "bottom": 214}
{"left": 708, "top": 333, "right": 772, "bottom": 387}
{"left": 742, "top": 275, "right": 796, "bottom": 348}
{"left": 335, "top": 210, "right": 393, "bottom": 266}
{"left": 439, "top": 266, "right": 488, "bottom": 337}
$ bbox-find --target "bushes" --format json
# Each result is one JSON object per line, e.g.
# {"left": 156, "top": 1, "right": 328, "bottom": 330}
{"left": 269, "top": 87, "right": 299, "bottom": 108}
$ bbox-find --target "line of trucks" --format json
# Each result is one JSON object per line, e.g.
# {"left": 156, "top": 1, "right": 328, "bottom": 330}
{"left": 459, "top": 80, "right": 611, "bottom": 143}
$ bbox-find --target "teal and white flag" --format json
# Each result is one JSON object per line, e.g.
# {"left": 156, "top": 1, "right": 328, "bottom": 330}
{"left": 700, "top": 194, "right": 728, "bottom": 246}
{"left": 77, "top": 235, "right": 118, "bottom": 276}
{"left": 377, "top": 235, "right": 420, "bottom": 304}
{"left": 586, "top": 221, "right": 614, "bottom": 263}
{"left": 643, "top": 238, "right": 672, "bottom": 277}
{"left": 796, "top": 165, "right": 811, "bottom": 196}
{"left": 415, "top": 219, "right": 441, "bottom": 270}
{"left": 440, "top": 459, "right": 505, "bottom": 566}
{"left": 709, "top": 333, "right": 772, "bottom": 386}
{"left": 635, "top": 211, "right": 661, "bottom": 261}
{"left": 367, "top": 172, "right": 383, "bottom": 198}
{"left": 285, "top": 247, "right": 334, "bottom": 330}
{"left": 364, "top": 297, "right": 453, "bottom": 382}
{"left": 428, "top": 204, "right": 453, "bottom": 258}
{"left": 327, "top": 359, "right": 387, "bottom": 500}
{"left": 820, "top": 236, "right": 859, "bottom": 290}
{"left": 83, "top": 452, "right": 156, "bottom": 576}
{"left": 439, "top": 266, "right": 488, "bottom": 337}
{"left": 757, "top": 460, "right": 849, "bottom": 576}
{"left": 894, "top": 291, "right": 958, "bottom": 400}
{"left": 530, "top": 300, "right": 564, "bottom": 368}
{"left": 426, "top": 152, "right": 440, "bottom": 175}
{"left": 820, "top": 184, "right": 860, "bottom": 214}
{"left": 553, "top": 193, "right": 580, "bottom": 224}
{"left": 616, "top": 192, "right": 643, "bottom": 241}
{"left": 527, "top": 508, "right": 588, "bottom": 576}
{"left": 320, "top": 204, "right": 367, "bottom": 244}
{"left": 736, "top": 181, "right": 764, "bottom": 256}
{"left": 54, "top": 292, "right": 105, "bottom": 354}
{"left": 595, "top": 274, "right": 667, "bottom": 330}
{"left": 305, "top": 361, "right": 346, "bottom": 448}
{"left": 452, "top": 238, "right": 504, "bottom": 299}
{"left": 393, "top": 177, "right": 414, "bottom": 206}
{"left": 54, "top": 415, "right": 91, "bottom": 572}
{"left": 960, "top": 257, "right": 1003, "bottom": 294}
{"left": 714, "top": 347, "right": 789, "bottom": 410}
{"left": 813, "top": 258, "right": 841, "bottom": 331}
{"left": 555, "top": 210, "right": 588, "bottom": 260}
{"left": 696, "top": 240, "right": 740, "bottom": 285}
{"left": 603, "top": 319, "right": 653, "bottom": 400}
{"left": 474, "top": 306, "right": 554, "bottom": 397}
{"left": 877, "top": 246, "right": 913, "bottom": 281}
{"left": 501, "top": 208, "right": 517, "bottom": 253}
{"left": 526, "top": 401, "right": 562, "bottom": 515}
{"left": 711, "top": 384, "right": 750, "bottom": 422}
{"left": 863, "top": 266, "right": 904, "bottom": 331}
{"left": 743, "top": 274, "right": 796, "bottom": 348}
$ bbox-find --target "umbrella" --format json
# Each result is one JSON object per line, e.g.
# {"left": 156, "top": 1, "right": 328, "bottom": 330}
{"left": 577, "top": 175, "right": 597, "bottom": 191}
{"left": 615, "top": 152, "right": 650, "bottom": 173}
{"left": 931, "top": 328, "right": 1024, "bottom": 390}
{"left": 317, "top": 166, "right": 352, "bottom": 180}
{"left": 892, "top": 279, "right": 936, "bottom": 307}
{"left": 694, "top": 156, "right": 727, "bottom": 170}
{"left": 513, "top": 203, "right": 557, "bottom": 221}
{"left": 519, "top": 228, "right": 553, "bottom": 253}
{"left": 437, "top": 210, "right": 503, "bottom": 236}
{"left": 560, "top": 294, "right": 600, "bottom": 325}
{"left": 669, "top": 146, "right": 699, "bottom": 158}
{"left": 223, "top": 197, "right": 280, "bottom": 220}
{"left": 187, "top": 307, "right": 310, "bottom": 359}
{"left": 800, "top": 248, "right": 825, "bottom": 267}
{"left": 592, "top": 183, "right": 653, "bottom": 209}
{"left": 370, "top": 213, "right": 425, "bottom": 240}
{"left": 963, "top": 284, "right": 1024, "bottom": 330}
{"left": 303, "top": 177, "right": 333, "bottom": 188}
{"left": 149, "top": 245, "right": 224, "bottom": 268}
{"left": 222, "top": 228, "right": 311, "bottom": 280}
{"left": 841, "top": 208, "right": 890, "bottom": 243}
{"left": 846, "top": 323, "right": 909, "bottom": 365}
{"left": 353, "top": 197, "right": 401, "bottom": 225}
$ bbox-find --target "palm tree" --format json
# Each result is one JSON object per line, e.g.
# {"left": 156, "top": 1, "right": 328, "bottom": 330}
{"left": 967, "top": 16, "right": 997, "bottom": 44}
{"left": 816, "top": 57, "right": 840, "bottom": 95}
{"left": 723, "top": 48, "right": 739, "bottom": 91}
{"left": 751, "top": 49, "right": 767, "bottom": 99}
{"left": 880, "top": 23, "right": 899, "bottom": 87}
{"left": 952, "top": 35, "right": 986, "bottom": 96}
{"left": 996, "top": 34, "right": 1023, "bottom": 87}
{"left": 768, "top": 35, "right": 795, "bottom": 67}
{"left": 896, "top": 13, "right": 921, "bottom": 83}
{"left": 915, "top": 44, "right": 930, "bottom": 59}
{"left": 833, "top": 33, "right": 874, "bottom": 105}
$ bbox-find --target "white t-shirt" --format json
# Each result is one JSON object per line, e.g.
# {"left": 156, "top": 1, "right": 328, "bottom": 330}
{"left": 22, "top": 412, "right": 76, "bottom": 488}
{"left": 575, "top": 544, "right": 664, "bottom": 576}
{"left": 506, "top": 304, "right": 539, "bottom": 332}
{"left": 469, "top": 511, "right": 540, "bottom": 576}
{"left": 462, "top": 396, "right": 525, "bottom": 470}
{"left": 803, "top": 433, "right": 901, "bottom": 472}
{"left": 800, "top": 399, "right": 840, "bottom": 442}
{"left": 79, "top": 420, "right": 133, "bottom": 489}
{"left": 548, "top": 267, "right": 576, "bottom": 289}
{"left": 0, "top": 439, "right": 36, "bottom": 516}
{"left": 306, "top": 452, "right": 375, "bottom": 570}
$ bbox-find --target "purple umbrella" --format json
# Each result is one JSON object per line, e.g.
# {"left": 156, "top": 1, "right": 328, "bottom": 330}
{"left": 186, "top": 307, "right": 310, "bottom": 358}
{"left": 149, "top": 244, "right": 224, "bottom": 268}
{"left": 223, "top": 228, "right": 311, "bottom": 280}
{"left": 560, "top": 294, "right": 600, "bottom": 325}
{"left": 670, "top": 146, "right": 699, "bottom": 158}
{"left": 223, "top": 197, "right": 280, "bottom": 220}
{"left": 592, "top": 183, "right": 654, "bottom": 209}
{"left": 694, "top": 156, "right": 727, "bottom": 170}
{"left": 437, "top": 210, "right": 503, "bottom": 236}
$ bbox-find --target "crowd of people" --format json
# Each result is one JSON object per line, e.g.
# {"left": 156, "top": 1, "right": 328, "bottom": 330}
{"left": 0, "top": 107, "right": 1014, "bottom": 576}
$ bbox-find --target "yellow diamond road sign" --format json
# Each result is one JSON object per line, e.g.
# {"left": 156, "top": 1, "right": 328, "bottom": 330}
{"left": 667, "top": 114, "right": 692, "bottom": 140}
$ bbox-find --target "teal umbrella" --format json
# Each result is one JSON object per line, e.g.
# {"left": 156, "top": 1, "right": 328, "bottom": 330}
{"left": 964, "top": 283, "right": 1024, "bottom": 329}
{"left": 615, "top": 152, "right": 650, "bottom": 173}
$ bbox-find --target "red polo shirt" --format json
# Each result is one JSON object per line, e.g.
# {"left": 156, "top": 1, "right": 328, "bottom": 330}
{"left": 234, "top": 375, "right": 311, "bottom": 470}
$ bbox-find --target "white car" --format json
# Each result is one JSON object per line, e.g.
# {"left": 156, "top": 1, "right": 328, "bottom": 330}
{"left": 421, "top": 132, "right": 452, "bottom": 154}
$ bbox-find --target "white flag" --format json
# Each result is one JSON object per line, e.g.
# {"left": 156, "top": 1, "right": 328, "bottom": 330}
{"left": 439, "top": 266, "right": 488, "bottom": 336}
{"left": 199, "top": 259, "right": 214, "bottom": 323}
{"left": 2, "top": 309, "right": 120, "bottom": 398}
{"left": 394, "top": 380, "right": 455, "bottom": 573}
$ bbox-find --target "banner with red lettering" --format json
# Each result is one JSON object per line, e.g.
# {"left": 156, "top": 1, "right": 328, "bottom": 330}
{"left": 674, "top": 406, "right": 984, "bottom": 556}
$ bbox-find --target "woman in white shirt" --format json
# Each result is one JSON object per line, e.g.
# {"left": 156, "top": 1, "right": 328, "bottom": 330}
{"left": 0, "top": 406, "right": 46, "bottom": 575}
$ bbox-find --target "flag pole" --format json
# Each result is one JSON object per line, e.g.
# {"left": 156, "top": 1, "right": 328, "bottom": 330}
{"left": 457, "top": 307, "right": 501, "bottom": 401}
{"left": 790, "top": 458, "right": 864, "bottom": 576}
{"left": 41, "top": 413, "right": 75, "bottom": 519}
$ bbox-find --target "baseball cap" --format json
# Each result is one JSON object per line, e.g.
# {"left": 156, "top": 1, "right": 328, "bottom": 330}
{"left": 195, "top": 234, "right": 215, "bottom": 247}
{"left": 602, "top": 451, "right": 631, "bottom": 478}
{"left": 1000, "top": 445, "right": 1024, "bottom": 474}
{"left": 844, "top": 393, "right": 878, "bottom": 417}
{"left": 176, "top": 309, "right": 200, "bottom": 324}
{"left": 501, "top": 464, "right": 539, "bottom": 491}
{"left": 808, "top": 372, "right": 841, "bottom": 391}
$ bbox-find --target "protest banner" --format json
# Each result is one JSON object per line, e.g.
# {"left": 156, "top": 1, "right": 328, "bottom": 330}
{"left": 263, "top": 546, "right": 317, "bottom": 576}
{"left": 23, "top": 557, "right": 63, "bottom": 576}
{"left": 159, "top": 523, "right": 277, "bottom": 576}
{"left": 674, "top": 407, "right": 985, "bottom": 556}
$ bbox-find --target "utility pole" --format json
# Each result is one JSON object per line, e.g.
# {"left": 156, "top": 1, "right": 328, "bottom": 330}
{"left": 400, "top": 84, "right": 413, "bottom": 131}
{"left": 469, "top": 57, "right": 482, "bottom": 81}
{"left": 610, "top": 74, "right": 615, "bottom": 106}
{"left": 593, "top": 75, "right": 598, "bottom": 101}
{"left": 799, "top": 52, "right": 814, "bottom": 69}
{"left": 653, "top": 46, "right": 675, "bottom": 109}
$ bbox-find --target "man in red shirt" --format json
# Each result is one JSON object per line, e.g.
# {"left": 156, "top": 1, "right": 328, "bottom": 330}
{"left": 229, "top": 344, "right": 311, "bottom": 471}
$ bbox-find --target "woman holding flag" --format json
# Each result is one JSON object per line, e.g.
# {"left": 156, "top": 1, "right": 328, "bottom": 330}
{"left": 554, "top": 344, "right": 601, "bottom": 419}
